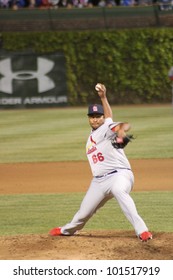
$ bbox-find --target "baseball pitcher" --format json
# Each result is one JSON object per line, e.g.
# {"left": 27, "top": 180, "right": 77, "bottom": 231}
{"left": 49, "top": 83, "right": 152, "bottom": 242}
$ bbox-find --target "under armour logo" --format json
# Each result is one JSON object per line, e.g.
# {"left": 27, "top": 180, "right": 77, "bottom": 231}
{"left": 0, "top": 57, "right": 55, "bottom": 94}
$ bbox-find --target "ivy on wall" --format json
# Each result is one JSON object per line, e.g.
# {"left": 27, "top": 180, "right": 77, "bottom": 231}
{"left": 1, "top": 28, "right": 173, "bottom": 105}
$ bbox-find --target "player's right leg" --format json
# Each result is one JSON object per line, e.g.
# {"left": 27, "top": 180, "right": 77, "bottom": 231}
{"left": 49, "top": 179, "right": 110, "bottom": 236}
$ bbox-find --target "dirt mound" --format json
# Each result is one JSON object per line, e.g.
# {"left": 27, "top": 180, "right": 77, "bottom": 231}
{"left": 0, "top": 231, "right": 173, "bottom": 260}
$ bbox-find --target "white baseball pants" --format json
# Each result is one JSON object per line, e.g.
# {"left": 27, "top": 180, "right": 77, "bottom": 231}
{"left": 61, "top": 169, "right": 148, "bottom": 236}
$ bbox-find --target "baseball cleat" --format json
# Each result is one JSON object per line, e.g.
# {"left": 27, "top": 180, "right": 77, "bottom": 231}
{"left": 49, "top": 227, "right": 63, "bottom": 236}
{"left": 139, "top": 231, "right": 152, "bottom": 242}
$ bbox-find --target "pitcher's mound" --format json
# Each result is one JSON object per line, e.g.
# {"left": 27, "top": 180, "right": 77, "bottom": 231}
{"left": 0, "top": 230, "right": 173, "bottom": 260}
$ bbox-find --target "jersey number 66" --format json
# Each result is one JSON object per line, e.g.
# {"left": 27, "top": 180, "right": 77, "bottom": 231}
{"left": 92, "top": 152, "right": 104, "bottom": 164}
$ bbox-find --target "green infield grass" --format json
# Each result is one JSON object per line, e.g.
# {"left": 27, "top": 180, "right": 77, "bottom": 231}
{"left": 0, "top": 191, "right": 172, "bottom": 236}
{"left": 0, "top": 104, "right": 172, "bottom": 163}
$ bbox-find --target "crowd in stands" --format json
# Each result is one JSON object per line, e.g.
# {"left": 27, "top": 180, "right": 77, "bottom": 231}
{"left": 0, "top": 0, "right": 172, "bottom": 9}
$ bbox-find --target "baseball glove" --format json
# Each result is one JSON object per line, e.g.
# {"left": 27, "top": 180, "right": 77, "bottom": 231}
{"left": 111, "top": 134, "right": 134, "bottom": 149}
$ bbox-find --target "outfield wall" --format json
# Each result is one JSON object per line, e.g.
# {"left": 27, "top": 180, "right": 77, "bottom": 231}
{"left": 0, "top": 6, "right": 173, "bottom": 32}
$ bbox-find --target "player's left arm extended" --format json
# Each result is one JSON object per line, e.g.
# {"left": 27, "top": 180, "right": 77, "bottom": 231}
{"left": 111, "top": 123, "right": 134, "bottom": 149}
{"left": 112, "top": 122, "right": 131, "bottom": 138}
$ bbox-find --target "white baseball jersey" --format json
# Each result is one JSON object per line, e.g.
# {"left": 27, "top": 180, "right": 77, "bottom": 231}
{"left": 86, "top": 117, "right": 131, "bottom": 177}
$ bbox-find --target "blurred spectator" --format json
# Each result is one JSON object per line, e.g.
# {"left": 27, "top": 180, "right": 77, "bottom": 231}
{"left": 107, "top": 0, "right": 116, "bottom": 5}
{"left": 72, "top": 0, "right": 89, "bottom": 8}
{"left": 121, "top": 0, "right": 134, "bottom": 5}
{"left": 57, "top": 0, "right": 74, "bottom": 8}
{"left": 158, "top": 0, "right": 172, "bottom": 10}
{"left": 12, "top": 0, "right": 29, "bottom": 9}
{"left": 98, "top": 0, "right": 106, "bottom": 5}
{"left": 101, "top": 0, "right": 116, "bottom": 6}
{"left": 28, "top": 0, "right": 36, "bottom": 7}
{"left": 49, "top": 0, "right": 59, "bottom": 5}
{"left": 0, "top": 0, "right": 13, "bottom": 7}
{"left": 38, "top": 0, "right": 51, "bottom": 8}
{"left": 34, "top": 0, "right": 42, "bottom": 6}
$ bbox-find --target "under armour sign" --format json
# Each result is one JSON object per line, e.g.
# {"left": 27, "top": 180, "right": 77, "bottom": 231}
{"left": 0, "top": 53, "right": 68, "bottom": 109}
{"left": 0, "top": 57, "right": 55, "bottom": 94}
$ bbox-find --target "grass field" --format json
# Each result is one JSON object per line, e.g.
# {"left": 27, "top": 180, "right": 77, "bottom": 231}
{"left": 0, "top": 104, "right": 173, "bottom": 163}
{"left": 0, "top": 105, "right": 172, "bottom": 236}
{"left": 0, "top": 191, "right": 172, "bottom": 236}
